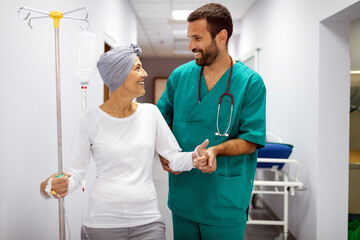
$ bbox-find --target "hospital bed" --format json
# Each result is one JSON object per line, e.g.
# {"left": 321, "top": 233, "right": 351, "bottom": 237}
{"left": 247, "top": 134, "right": 306, "bottom": 240}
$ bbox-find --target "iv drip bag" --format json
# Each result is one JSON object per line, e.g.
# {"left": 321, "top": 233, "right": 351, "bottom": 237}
{"left": 75, "top": 30, "right": 97, "bottom": 82}
{"left": 74, "top": 30, "right": 97, "bottom": 111}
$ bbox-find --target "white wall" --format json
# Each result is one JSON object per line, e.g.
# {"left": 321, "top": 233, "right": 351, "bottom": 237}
{"left": 0, "top": 0, "right": 137, "bottom": 239}
{"left": 228, "top": 20, "right": 242, "bottom": 60}
{"left": 318, "top": 20, "right": 350, "bottom": 240}
{"left": 239, "top": 0, "right": 359, "bottom": 239}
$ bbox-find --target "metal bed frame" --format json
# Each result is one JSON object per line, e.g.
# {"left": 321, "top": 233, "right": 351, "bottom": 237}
{"left": 247, "top": 135, "right": 306, "bottom": 240}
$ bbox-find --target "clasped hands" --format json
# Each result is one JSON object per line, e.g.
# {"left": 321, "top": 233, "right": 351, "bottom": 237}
{"left": 160, "top": 139, "right": 217, "bottom": 174}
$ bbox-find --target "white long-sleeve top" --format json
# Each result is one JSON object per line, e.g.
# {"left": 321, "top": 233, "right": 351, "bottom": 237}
{"left": 65, "top": 103, "right": 194, "bottom": 228}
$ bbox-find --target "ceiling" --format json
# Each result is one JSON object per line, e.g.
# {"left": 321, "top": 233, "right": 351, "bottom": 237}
{"left": 129, "top": 0, "right": 256, "bottom": 58}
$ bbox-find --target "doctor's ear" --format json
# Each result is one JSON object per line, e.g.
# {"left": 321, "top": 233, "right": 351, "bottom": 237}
{"left": 217, "top": 29, "right": 228, "bottom": 45}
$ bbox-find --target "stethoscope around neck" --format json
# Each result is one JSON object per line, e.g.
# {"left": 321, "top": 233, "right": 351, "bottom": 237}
{"left": 198, "top": 56, "right": 234, "bottom": 137}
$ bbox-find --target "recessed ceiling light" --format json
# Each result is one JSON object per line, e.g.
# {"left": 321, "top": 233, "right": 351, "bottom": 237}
{"left": 172, "top": 10, "right": 192, "bottom": 21}
{"left": 172, "top": 29, "right": 187, "bottom": 36}
{"left": 351, "top": 70, "right": 360, "bottom": 74}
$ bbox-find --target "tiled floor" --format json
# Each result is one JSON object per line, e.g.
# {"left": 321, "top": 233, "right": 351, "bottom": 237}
{"left": 245, "top": 206, "right": 296, "bottom": 240}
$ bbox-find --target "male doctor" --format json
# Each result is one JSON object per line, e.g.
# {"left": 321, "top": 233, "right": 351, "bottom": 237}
{"left": 157, "top": 3, "right": 266, "bottom": 240}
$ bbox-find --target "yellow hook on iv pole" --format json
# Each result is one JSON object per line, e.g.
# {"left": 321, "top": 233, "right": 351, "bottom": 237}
{"left": 49, "top": 11, "right": 64, "bottom": 28}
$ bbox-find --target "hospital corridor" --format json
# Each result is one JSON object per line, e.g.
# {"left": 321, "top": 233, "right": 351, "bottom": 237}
{"left": 1, "top": 0, "right": 360, "bottom": 240}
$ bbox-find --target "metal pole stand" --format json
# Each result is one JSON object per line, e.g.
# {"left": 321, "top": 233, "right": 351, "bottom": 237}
{"left": 18, "top": 7, "right": 90, "bottom": 240}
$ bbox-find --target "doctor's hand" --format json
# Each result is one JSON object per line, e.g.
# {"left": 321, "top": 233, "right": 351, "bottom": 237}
{"left": 159, "top": 155, "right": 182, "bottom": 175}
{"left": 193, "top": 139, "right": 217, "bottom": 173}
{"left": 194, "top": 146, "right": 217, "bottom": 174}
{"left": 194, "top": 139, "right": 209, "bottom": 158}
{"left": 200, "top": 147, "right": 217, "bottom": 173}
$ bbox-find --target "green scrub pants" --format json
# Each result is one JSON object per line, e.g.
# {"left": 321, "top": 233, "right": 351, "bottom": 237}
{"left": 172, "top": 213, "right": 245, "bottom": 240}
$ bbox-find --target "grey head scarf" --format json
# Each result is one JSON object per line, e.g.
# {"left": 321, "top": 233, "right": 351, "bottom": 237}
{"left": 97, "top": 44, "right": 142, "bottom": 93}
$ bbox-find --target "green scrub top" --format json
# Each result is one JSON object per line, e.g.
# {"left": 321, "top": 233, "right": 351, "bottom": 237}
{"left": 157, "top": 60, "right": 266, "bottom": 228}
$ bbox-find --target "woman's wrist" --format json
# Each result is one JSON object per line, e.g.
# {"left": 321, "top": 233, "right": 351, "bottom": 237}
{"left": 40, "top": 178, "right": 50, "bottom": 199}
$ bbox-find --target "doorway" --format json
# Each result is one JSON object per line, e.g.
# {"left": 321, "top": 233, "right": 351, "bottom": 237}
{"left": 349, "top": 18, "right": 360, "bottom": 226}
{"left": 103, "top": 42, "right": 112, "bottom": 102}
{"left": 318, "top": 2, "right": 360, "bottom": 238}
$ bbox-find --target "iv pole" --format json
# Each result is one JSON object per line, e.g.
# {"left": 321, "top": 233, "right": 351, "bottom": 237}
{"left": 18, "top": 7, "right": 90, "bottom": 240}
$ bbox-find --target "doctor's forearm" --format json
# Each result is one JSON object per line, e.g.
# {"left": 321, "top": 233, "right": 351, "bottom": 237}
{"left": 210, "top": 138, "right": 256, "bottom": 157}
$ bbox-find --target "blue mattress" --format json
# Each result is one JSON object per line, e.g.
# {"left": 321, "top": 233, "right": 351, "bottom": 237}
{"left": 257, "top": 143, "right": 293, "bottom": 169}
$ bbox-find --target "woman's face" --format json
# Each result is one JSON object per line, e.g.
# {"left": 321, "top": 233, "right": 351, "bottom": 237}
{"left": 120, "top": 57, "right": 148, "bottom": 98}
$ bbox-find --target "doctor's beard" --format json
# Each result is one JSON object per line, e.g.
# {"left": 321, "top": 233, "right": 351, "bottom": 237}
{"left": 194, "top": 39, "right": 219, "bottom": 66}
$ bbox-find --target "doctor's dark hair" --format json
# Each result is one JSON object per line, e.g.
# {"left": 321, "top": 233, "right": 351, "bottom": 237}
{"left": 187, "top": 3, "right": 233, "bottom": 44}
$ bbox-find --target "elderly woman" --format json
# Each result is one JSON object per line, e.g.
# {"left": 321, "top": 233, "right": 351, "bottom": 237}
{"left": 40, "top": 44, "right": 209, "bottom": 240}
